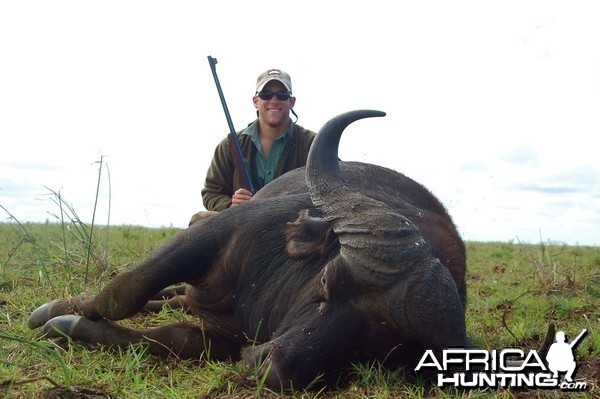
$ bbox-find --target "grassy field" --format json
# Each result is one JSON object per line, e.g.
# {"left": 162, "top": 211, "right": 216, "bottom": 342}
{"left": 0, "top": 220, "right": 598, "bottom": 399}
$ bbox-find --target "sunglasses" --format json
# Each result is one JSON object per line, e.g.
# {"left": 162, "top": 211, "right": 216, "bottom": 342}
{"left": 257, "top": 91, "right": 292, "bottom": 101}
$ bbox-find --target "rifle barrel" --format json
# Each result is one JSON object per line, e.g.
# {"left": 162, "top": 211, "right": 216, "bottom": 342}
{"left": 207, "top": 56, "right": 256, "bottom": 194}
{"left": 208, "top": 56, "right": 237, "bottom": 135}
{"left": 569, "top": 328, "right": 587, "bottom": 348}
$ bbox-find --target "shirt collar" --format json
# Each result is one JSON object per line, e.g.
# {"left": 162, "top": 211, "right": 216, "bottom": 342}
{"left": 243, "top": 119, "right": 293, "bottom": 141}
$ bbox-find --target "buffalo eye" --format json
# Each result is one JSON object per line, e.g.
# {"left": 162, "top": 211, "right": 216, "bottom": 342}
{"left": 319, "top": 273, "right": 330, "bottom": 302}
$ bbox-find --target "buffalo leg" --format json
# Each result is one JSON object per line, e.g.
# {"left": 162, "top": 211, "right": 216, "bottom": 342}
{"left": 41, "top": 315, "right": 241, "bottom": 361}
{"left": 151, "top": 284, "right": 187, "bottom": 300}
{"left": 29, "top": 285, "right": 191, "bottom": 326}
{"left": 143, "top": 296, "right": 189, "bottom": 313}
{"left": 29, "top": 219, "right": 228, "bottom": 328}
{"left": 144, "top": 284, "right": 189, "bottom": 313}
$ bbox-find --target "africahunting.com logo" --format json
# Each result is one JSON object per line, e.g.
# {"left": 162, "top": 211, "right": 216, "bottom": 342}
{"left": 415, "top": 328, "right": 589, "bottom": 391}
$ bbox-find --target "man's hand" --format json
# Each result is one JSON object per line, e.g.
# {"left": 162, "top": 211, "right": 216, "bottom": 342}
{"left": 231, "top": 188, "right": 253, "bottom": 206}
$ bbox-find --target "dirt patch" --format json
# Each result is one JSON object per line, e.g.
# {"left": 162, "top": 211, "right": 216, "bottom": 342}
{"left": 37, "top": 386, "right": 110, "bottom": 399}
{"left": 577, "top": 357, "right": 600, "bottom": 391}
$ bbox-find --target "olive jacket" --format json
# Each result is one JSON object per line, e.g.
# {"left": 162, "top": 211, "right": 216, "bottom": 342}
{"left": 201, "top": 122, "right": 316, "bottom": 211}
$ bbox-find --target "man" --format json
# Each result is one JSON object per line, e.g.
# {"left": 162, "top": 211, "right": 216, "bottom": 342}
{"left": 200, "top": 68, "right": 316, "bottom": 212}
{"left": 546, "top": 330, "right": 579, "bottom": 382}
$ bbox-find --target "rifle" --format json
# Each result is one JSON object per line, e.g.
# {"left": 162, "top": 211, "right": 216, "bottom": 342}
{"left": 568, "top": 329, "right": 587, "bottom": 349}
{"left": 207, "top": 56, "right": 256, "bottom": 194}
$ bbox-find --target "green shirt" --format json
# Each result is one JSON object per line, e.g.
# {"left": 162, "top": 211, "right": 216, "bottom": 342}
{"left": 242, "top": 120, "right": 292, "bottom": 188}
{"left": 201, "top": 122, "right": 316, "bottom": 212}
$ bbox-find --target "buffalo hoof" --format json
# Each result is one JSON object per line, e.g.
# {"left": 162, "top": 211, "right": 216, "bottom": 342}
{"left": 28, "top": 300, "right": 63, "bottom": 329}
{"left": 40, "top": 315, "right": 84, "bottom": 338}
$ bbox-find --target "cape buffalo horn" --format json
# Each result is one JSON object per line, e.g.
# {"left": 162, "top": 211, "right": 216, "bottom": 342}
{"left": 305, "top": 110, "right": 427, "bottom": 287}
{"left": 306, "top": 110, "right": 386, "bottom": 206}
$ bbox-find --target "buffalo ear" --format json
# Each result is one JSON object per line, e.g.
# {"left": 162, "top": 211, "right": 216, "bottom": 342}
{"left": 285, "top": 210, "right": 336, "bottom": 260}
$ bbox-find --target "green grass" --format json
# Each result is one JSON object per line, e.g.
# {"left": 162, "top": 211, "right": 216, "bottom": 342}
{"left": 0, "top": 219, "right": 598, "bottom": 398}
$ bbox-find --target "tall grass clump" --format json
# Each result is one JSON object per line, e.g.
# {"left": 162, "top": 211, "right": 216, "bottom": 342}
{"left": 0, "top": 206, "right": 55, "bottom": 290}
{"left": 1, "top": 156, "right": 112, "bottom": 293}
{"left": 518, "top": 235, "right": 599, "bottom": 293}
{"left": 0, "top": 331, "right": 74, "bottom": 389}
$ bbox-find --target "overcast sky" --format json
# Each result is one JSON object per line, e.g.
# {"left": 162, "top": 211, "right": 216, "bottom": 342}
{"left": 1, "top": 1, "right": 599, "bottom": 246}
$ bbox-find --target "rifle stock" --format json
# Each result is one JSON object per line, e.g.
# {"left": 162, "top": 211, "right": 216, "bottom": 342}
{"left": 207, "top": 56, "right": 256, "bottom": 194}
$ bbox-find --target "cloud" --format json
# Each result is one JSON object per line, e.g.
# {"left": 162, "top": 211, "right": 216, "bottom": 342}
{"left": 509, "top": 166, "right": 599, "bottom": 195}
{"left": 0, "top": 161, "right": 60, "bottom": 171}
{"left": 459, "top": 160, "right": 487, "bottom": 172}
{"left": 0, "top": 178, "right": 40, "bottom": 198}
{"left": 501, "top": 146, "right": 540, "bottom": 167}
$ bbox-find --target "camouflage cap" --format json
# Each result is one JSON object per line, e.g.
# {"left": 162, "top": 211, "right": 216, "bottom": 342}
{"left": 255, "top": 68, "right": 292, "bottom": 93}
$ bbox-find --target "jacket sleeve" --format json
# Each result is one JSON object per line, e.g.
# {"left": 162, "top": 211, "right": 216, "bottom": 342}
{"left": 202, "top": 137, "right": 235, "bottom": 211}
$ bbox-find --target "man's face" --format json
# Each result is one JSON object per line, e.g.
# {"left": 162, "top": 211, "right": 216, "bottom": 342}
{"left": 253, "top": 80, "right": 296, "bottom": 129}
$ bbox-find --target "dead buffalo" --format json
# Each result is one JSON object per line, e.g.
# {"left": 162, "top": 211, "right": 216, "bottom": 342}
{"left": 29, "top": 110, "right": 467, "bottom": 390}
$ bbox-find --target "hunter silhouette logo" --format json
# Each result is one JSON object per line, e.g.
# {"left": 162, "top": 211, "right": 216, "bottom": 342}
{"left": 546, "top": 329, "right": 587, "bottom": 383}
{"left": 415, "top": 327, "right": 589, "bottom": 391}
